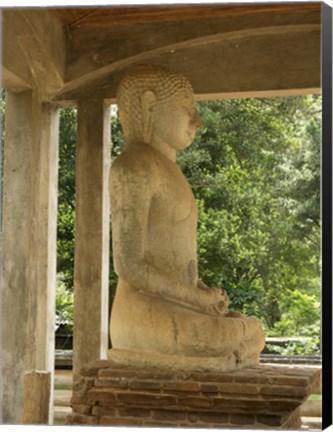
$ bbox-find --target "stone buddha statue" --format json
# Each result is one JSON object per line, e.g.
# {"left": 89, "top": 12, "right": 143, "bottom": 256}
{"left": 108, "top": 64, "right": 265, "bottom": 371}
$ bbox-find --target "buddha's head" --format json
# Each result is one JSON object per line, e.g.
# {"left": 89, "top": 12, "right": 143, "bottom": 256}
{"left": 116, "top": 64, "right": 201, "bottom": 151}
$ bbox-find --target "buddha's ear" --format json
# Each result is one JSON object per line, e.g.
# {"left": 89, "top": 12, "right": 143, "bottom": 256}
{"left": 142, "top": 90, "right": 157, "bottom": 113}
{"left": 142, "top": 90, "right": 157, "bottom": 143}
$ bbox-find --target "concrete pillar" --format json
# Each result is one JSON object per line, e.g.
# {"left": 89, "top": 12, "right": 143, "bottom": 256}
{"left": 73, "top": 98, "right": 110, "bottom": 383}
{"left": 22, "top": 370, "right": 51, "bottom": 424}
{"left": 1, "top": 90, "right": 59, "bottom": 423}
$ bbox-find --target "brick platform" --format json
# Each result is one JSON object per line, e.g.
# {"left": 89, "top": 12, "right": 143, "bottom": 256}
{"left": 68, "top": 360, "right": 321, "bottom": 428}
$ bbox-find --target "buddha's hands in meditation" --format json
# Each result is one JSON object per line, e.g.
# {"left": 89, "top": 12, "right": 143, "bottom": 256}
{"left": 197, "top": 279, "right": 229, "bottom": 316}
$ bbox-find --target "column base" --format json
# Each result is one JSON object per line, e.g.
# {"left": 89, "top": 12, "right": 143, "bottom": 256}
{"left": 68, "top": 359, "right": 321, "bottom": 429}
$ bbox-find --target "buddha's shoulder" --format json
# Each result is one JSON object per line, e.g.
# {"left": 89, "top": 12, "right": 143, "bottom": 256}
{"left": 111, "top": 144, "right": 162, "bottom": 174}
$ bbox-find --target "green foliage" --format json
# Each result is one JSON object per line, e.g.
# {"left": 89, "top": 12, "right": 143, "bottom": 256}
{"left": 56, "top": 274, "right": 74, "bottom": 329}
{"left": 110, "top": 105, "right": 125, "bottom": 159}
{"left": 309, "top": 394, "right": 322, "bottom": 400}
{"left": 54, "top": 385, "right": 72, "bottom": 391}
{"left": 266, "top": 336, "right": 320, "bottom": 356}
{"left": 57, "top": 107, "right": 77, "bottom": 290}
{"left": 276, "top": 289, "right": 320, "bottom": 334}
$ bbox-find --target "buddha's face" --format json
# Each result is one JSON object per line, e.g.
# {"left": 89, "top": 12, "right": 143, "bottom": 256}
{"left": 151, "top": 90, "right": 202, "bottom": 150}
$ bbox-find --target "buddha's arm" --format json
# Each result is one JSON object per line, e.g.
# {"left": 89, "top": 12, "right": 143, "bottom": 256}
{"left": 110, "top": 154, "right": 226, "bottom": 316}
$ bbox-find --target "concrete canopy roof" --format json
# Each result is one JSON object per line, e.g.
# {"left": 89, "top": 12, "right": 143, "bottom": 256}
{"left": 49, "top": 3, "right": 320, "bottom": 28}
{"left": 2, "top": 2, "right": 321, "bottom": 103}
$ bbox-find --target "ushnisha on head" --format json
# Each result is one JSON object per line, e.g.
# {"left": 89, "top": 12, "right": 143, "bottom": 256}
{"left": 116, "top": 64, "right": 201, "bottom": 153}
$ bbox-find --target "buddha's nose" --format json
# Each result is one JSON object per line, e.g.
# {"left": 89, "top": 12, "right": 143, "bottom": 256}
{"left": 193, "top": 111, "right": 202, "bottom": 128}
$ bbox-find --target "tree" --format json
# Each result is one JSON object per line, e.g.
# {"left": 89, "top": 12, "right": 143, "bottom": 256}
{"left": 57, "top": 107, "right": 77, "bottom": 290}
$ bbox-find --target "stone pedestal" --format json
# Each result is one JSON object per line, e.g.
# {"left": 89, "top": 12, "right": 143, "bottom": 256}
{"left": 68, "top": 360, "right": 321, "bottom": 429}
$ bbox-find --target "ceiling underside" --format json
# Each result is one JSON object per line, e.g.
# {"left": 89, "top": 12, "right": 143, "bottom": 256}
{"left": 49, "top": 3, "right": 320, "bottom": 28}
{"left": 2, "top": 2, "right": 321, "bottom": 101}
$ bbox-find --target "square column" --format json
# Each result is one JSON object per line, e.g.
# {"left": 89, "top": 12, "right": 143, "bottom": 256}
{"left": 73, "top": 98, "right": 110, "bottom": 383}
{"left": 1, "top": 90, "right": 59, "bottom": 423}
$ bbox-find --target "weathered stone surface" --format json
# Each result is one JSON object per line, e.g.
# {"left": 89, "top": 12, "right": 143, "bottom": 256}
{"left": 99, "top": 367, "right": 137, "bottom": 378}
{"left": 73, "top": 377, "right": 95, "bottom": 393}
{"left": 198, "top": 412, "right": 229, "bottom": 423}
{"left": 67, "top": 413, "right": 98, "bottom": 425}
{"left": 119, "top": 408, "right": 152, "bottom": 418}
{"left": 2, "top": 91, "right": 59, "bottom": 424}
{"left": 96, "top": 377, "right": 129, "bottom": 389}
{"left": 268, "top": 400, "right": 300, "bottom": 412}
{"left": 230, "top": 414, "right": 255, "bottom": 425}
{"left": 91, "top": 406, "right": 117, "bottom": 417}
{"left": 129, "top": 380, "right": 162, "bottom": 391}
{"left": 72, "top": 99, "right": 110, "bottom": 385}
{"left": 283, "top": 407, "right": 302, "bottom": 429}
{"left": 213, "top": 397, "right": 268, "bottom": 413}
{"left": 71, "top": 404, "right": 92, "bottom": 415}
{"left": 163, "top": 381, "right": 200, "bottom": 392}
{"left": 80, "top": 360, "right": 112, "bottom": 377}
{"left": 69, "top": 363, "right": 321, "bottom": 428}
{"left": 180, "top": 396, "right": 213, "bottom": 409}
{"left": 218, "top": 382, "right": 260, "bottom": 395}
{"left": 192, "top": 372, "right": 234, "bottom": 382}
{"left": 109, "top": 64, "right": 265, "bottom": 372}
{"left": 117, "top": 393, "right": 177, "bottom": 407}
{"left": 87, "top": 389, "right": 117, "bottom": 405}
{"left": 21, "top": 370, "right": 51, "bottom": 424}
{"left": 260, "top": 384, "right": 307, "bottom": 397}
{"left": 152, "top": 409, "right": 186, "bottom": 421}
{"left": 71, "top": 393, "right": 89, "bottom": 405}
{"left": 187, "top": 412, "right": 199, "bottom": 422}
{"left": 200, "top": 383, "right": 219, "bottom": 393}
{"left": 144, "top": 420, "right": 176, "bottom": 427}
{"left": 257, "top": 414, "right": 286, "bottom": 426}
{"left": 100, "top": 416, "right": 144, "bottom": 426}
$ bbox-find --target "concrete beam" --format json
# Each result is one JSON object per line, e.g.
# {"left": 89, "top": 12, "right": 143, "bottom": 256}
{"left": 1, "top": 67, "right": 32, "bottom": 91}
{"left": 1, "top": 90, "right": 59, "bottom": 423}
{"left": 54, "top": 24, "right": 320, "bottom": 102}
{"left": 49, "top": 6, "right": 319, "bottom": 102}
{"left": 1, "top": 16, "right": 34, "bottom": 90}
{"left": 64, "top": 8, "right": 320, "bottom": 83}
{"left": 2, "top": 6, "right": 320, "bottom": 100}
{"left": 49, "top": 3, "right": 320, "bottom": 28}
{"left": 73, "top": 98, "right": 110, "bottom": 383}
{"left": 2, "top": 9, "right": 66, "bottom": 99}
